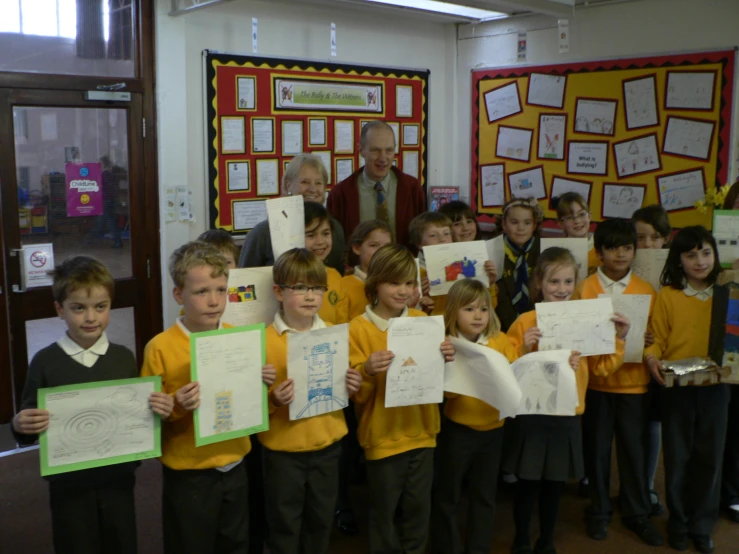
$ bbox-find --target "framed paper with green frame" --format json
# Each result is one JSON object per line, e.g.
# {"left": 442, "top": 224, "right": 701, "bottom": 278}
{"left": 191, "top": 324, "right": 269, "bottom": 447}
{"left": 713, "top": 209, "right": 739, "bottom": 268}
{"left": 38, "top": 376, "right": 162, "bottom": 477}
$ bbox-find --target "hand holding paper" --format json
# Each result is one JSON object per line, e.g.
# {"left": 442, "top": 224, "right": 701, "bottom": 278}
{"left": 175, "top": 382, "right": 200, "bottom": 412}
{"left": 262, "top": 364, "right": 277, "bottom": 387}
{"left": 12, "top": 408, "right": 50, "bottom": 435}
{"left": 346, "top": 369, "right": 362, "bottom": 394}
{"left": 149, "top": 392, "right": 174, "bottom": 419}
{"left": 272, "top": 379, "right": 295, "bottom": 407}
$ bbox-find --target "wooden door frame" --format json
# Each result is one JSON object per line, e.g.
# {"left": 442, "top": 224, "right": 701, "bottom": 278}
{"left": 0, "top": 0, "right": 161, "bottom": 423}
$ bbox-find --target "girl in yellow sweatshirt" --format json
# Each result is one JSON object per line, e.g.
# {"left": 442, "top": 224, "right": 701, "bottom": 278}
{"left": 644, "top": 226, "right": 728, "bottom": 553}
{"left": 505, "top": 246, "right": 629, "bottom": 554}
{"left": 430, "top": 279, "right": 518, "bottom": 554}
{"left": 349, "top": 244, "right": 454, "bottom": 554}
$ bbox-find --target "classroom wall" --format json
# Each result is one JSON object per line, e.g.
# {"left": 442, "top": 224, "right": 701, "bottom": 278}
{"left": 455, "top": 0, "right": 739, "bottom": 203}
{"left": 155, "top": 0, "right": 457, "bottom": 324}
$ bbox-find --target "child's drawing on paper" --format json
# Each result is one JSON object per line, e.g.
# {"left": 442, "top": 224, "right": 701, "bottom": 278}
{"left": 295, "top": 341, "right": 348, "bottom": 419}
{"left": 228, "top": 284, "right": 257, "bottom": 303}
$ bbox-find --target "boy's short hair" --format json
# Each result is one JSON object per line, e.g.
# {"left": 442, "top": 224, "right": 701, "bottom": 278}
{"left": 365, "top": 244, "right": 417, "bottom": 305}
{"left": 304, "top": 201, "right": 330, "bottom": 229}
{"left": 197, "top": 229, "right": 240, "bottom": 261}
{"left": 594, "top": 218, "right": 637, "bottom": 252}
{"left": 553, "top": 192, "right": 588, "bottom": 219}
{"left": 631, "top": 205, "right": 672, "bottom": 239}
{"left": 408, "top": 212, "right": 452, "bottom": 247}
{"left": 52, "top": 256, "right": 114, "bottom": 304}
{"left": 169, "top": 241, "right": 229, "bottom": 289}
{"left": 273, "top": 248, "right": 327, "bottom": 287}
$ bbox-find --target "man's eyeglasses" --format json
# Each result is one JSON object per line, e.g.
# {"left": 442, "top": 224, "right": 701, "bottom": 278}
{"left": 278, "top": 284, "right": 328, "bottom": 295}
{"left": 560, "top": 210, "right": 590, "bottom": 223}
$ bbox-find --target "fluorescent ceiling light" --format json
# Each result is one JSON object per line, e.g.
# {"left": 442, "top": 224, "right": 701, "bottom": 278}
{"left": 365, "top": 0, "right": 507, "bottom": 20}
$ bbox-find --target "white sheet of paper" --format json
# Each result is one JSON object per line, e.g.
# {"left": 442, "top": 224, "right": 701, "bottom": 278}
{"left": 512, "top": 350, "right": 579, "bottom": 416}
{"left": 666, "top": 71, "right": 715, "bottom": 110}
{"left": 237, "top": 77, "right": 255, "bottom": 109}
{"left": 402, "top": 151, "right": 419, "bottom": 178}
{"left": 252, "top": 17, "right": 258, "bottom": 52}
{"left": 256, "top": 159, "right": 279, "bottom": 196}
{"left": 193, "top": 328, "right": 265, "bottom": 440}
{"left": 663, "top": 117, "right": 714, "bottom": 160}
{"left": 222, "top": 267, "right": 279, "bottom": 327}
{"left": 540, "top": 237, "right": 589, "bottom": 282}
{"left": 312, "top": 151, "right": 332, "bottom": 184}
{"left": 403, "top": 125, "right": 419, "bottom": 146}
{"left": 336, "top": 158, "right": 354, "bottom": 183}
{"left": 309, "top": 119, "right": 326, "bottom": 146}
{"left": 658, "top": 169, "right": 705, "bottom": 212}
{"left": 282, "top": 121, "right": 303, "bottom": 156}
{"left": 568, "top": 142, "right": 608, "bottom": 175}
{"left": 267, "top": 196, "right": 305, "bottom": 259}
{"left": 233, "top": 200, "right": 266, "bottom": 231}
{"left": 527, "top": 73, "right": 566, "bottom": 108}
{"left": 496, "top": 126, "right": 532, "bottom": 161}
{"left": 509, "top": 167, "right": 546, "bottom": 199}
{"left": 481, "top": 164, "right": 505, "bottom": 207}
{"left": 385, "top": 316, "right": 445, "bottom": 408}
{"left": 288, "top": 324, "right": 349, "bottom": 421}
{"left": 221, "top": 117, "right": 245, "bottom": 153}
{"left": 335, "top": 121, "right": 354, "bottom": 153}
{"left": 423, "top": 241, "right": 490, "bottom": 296}
{"left": 227, "top": 162, "right": 250, "bottom": 191}
{"left": 714, "top": 212, "right": 739, "bottom": 266}
{"left": 614, "top": 134, "right": 661, "bottom": 178}
{"left": 43, "top": 380, "right": 157, "bottom": 468}
{"left": 252, "top": 119, "right": 274, "bottom": 153}
{"left": 575, "top": 99, "right": 616, "bottom": 135}
{"left": 599, "top": 293, "right": 650, "bottom": 363}
{"left": 632, "top": 249, "right": 668, "bottom": 292}
{"left": 536, "top": 298, "right": 616, "bottom": 356}
{"left": 485, "top": 236, "right": 505, "bottom": 283}
{"left": 538, "top": 114, "right": 566, "bottom": 160}
{"left": 602, "top": 183, "right": 645, "bottom": 219}
{"left": 444, "top": 336, "right": 522, "bottom": 419}
{"left": 396, "top": 86, "right": 413, "bottom": 117}
{"left": 624, "top": 75, "right": 658, "bottom": 129}
{"left": 551, "top": 177, "right": 590, "bottom": 204}
{"left": 484, "top": 82, "right": 521, "bottom": 122}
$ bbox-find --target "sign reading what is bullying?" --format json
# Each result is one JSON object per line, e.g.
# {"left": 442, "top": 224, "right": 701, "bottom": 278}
{"left": 65, "top": 163, "right": 103, "bottom": 217}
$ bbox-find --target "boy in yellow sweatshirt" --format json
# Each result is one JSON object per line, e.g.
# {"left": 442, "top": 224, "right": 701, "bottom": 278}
{"left": 573, "top": 219, "right": 662, "bottom": 546}
{"left": 259, "top": 248, "right": 361, "bottom": 553}
{"left": 350, "top": 244, "right": 454, "bottom": 554}
{"left": 141, "top": 241, "right": 276, "bottom": 554}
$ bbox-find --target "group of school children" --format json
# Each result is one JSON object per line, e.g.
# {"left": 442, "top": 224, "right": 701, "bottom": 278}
{"left": 8, "top": 187, "right": 739, "bottom": 554}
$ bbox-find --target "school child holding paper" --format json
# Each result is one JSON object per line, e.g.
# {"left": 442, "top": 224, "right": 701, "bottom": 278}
{"left": 573, "top": 219, "right": 662, "bottom": 545}
{"left": 12, "top": 255, "right": 174, "bottom": 554}
{"left": 644, "top": 227, "right": 729, "bottom": 554}
{"left": 431, "top": 279, "right": 517, "bottom": 554}
{"left": 553, "top": 192, "right": 600, "bottom": 276}
{"left": 505, "top": 247, "right": 629, "bottom": 554}
{"left": 632, "top": 204, "right": 672, "bottom": 517}
{"left": 496, "top": 197, "right": 543, "bottom": 333}
{"left": 349, "top": 244, "right": 454, "bottom": 554}
{"left": 343, "top": 219, "right": 393, "bottom": 321}
{"left": 303, "top": 201, "right": 349, "bottom": 325}
{"left": 140, "top": 241, "right": 276, "bottom": 554}
{"left": 259, "top": 248, "right": 362, "bottom": 554}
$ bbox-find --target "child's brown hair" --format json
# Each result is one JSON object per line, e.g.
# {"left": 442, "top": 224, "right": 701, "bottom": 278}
{"left": 197, "top": 229, "right": 240, "bottom": 263}
{"left": 553, "top": 191, "right": 589, "bottom": 220}
{"left": 445, "top": 279, "right": 500, "bottom": 339}
{"left": 631, "top": 205, "right": 672, "bottom": 241}
{"left": 169, "top": 241, "right": 229, "bottom": 289}
{"left": 439, "top": 200, "right": 480, "bottom": 241}
{"left": 408, "top": 212, "right": 452, "bottom": 247}
{"left": 531, "top": 246, "right": 578, "bottom": 303}
{"left": 500, "top": 197, "right": 544, "bottom": 235}
{"left": 273, "top": 248, "right": 327, "bottom": 288}
{"left": 364, "top": 244, "right": 417, "bottom": 305}
{"left": 347, "top": 219, "right": 393, "bottom": 266}
{"left": 52, "top": 255, "right": 115, "bottom": 304}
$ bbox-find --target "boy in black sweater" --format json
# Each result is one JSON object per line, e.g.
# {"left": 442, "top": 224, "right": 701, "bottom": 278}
{"left": 12, "top": 256, "right": 173, "bottom": 554}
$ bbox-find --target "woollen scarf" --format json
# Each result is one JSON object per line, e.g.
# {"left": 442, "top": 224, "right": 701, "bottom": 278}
{"left": 504, "top": 235, "right": 534, "bottom": 314}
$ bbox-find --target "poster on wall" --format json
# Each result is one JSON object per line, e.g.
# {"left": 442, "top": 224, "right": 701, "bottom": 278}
{"left": 430, "top": 187, "right": 459, "bottom": 211}
{"left": 65, "top": 163, "right": 103, "bottom": 218}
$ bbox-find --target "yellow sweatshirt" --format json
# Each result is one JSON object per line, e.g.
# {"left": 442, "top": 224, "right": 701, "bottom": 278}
{"left": 574, "top": 273, "right": 656, "bottom": 394}
{"left": 141, "top": 322, "right": 252, "bottom": 470}
{"left": 507, "top": 310, "right": 625, "bottom": 415}
{"left": 258, "top": 320, "right": 348, "bottom": 452}
{"left": 644, "top": 285, "right": 711, "bottom": 362}
{"left": 342, "top": 272, "right": 368, "bottom": 322}
{"left": 318, "top": 267, "right": 349, "bottom": 325}
{"left": 444, "top": 332, "right": 519, "bottom": 431}
{"left": 588, "top": 246, "right": 602, "bottom": 276}
{"left": 349, "top": 307, "right": 439, "bottom": 460}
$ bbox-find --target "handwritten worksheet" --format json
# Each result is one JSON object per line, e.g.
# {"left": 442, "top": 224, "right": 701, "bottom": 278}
{"left": 623, "top": 75, "right": 659, "bottom": 129}
{"left": 632, "top": 248, "right": 668, "bottom": 291}
{"left": 536, "top": 298, "right": 616, "bottom": 356}
{"left": 657, "top": 169, "right": 706, "bottom": 212}
{"left": 613, "top": 134, "right": 661, "bottom": 178}
{"left": 567, "top": 142, "right": 608, "bottom": 175}
{"left": 191, "top": 325, "right": 268, "bottom": 446}
{"left": 385, "top": 316, "right": 445, "bottom": 408}
{"left": 511, "top": 350, "right": 579, "bottom": 416}
{"left": 267, "top": 196, "right": 305, "bottom": 259}
{"left": 222, "top": 267, "right": 279, "bottom": 327}
{"left": 288, "top": 324, "right": 349, "bottom": 421}
{"left": 540, "top": 238, "right": 589, "bottom": 282}
{"left": 550, "top": 176, "right": 591, "bottom": 205}
{"left": 527, "top": 73, "right": 566, "bottom": 109}
{"left": 665, "top": 71, "right": 716, "bottom": 110}
{"left": 423, "top": 241, "right": 490, "bottom": 296}
{"left": 444, "top": 336, "right": 522, "bottom": 419}
{"left": 39, "top": 377, "right": 162, "bottom": 476}
{"left": 598, "top": 293, "right": 651, "bottom": 363}
{"left": 484, "top": 82, "right": 522, "bottom": 123}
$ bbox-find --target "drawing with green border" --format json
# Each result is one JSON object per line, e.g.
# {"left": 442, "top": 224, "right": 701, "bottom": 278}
{"left": 38, "top": 376, "right": 162, "bottom": 477}
{"left": 190, "top": 323, "right": 269, "bottom": 447}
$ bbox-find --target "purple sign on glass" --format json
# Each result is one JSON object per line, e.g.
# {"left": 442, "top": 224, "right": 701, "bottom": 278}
{"left": 65, "top": 163, "right": 103, "bottom": 217}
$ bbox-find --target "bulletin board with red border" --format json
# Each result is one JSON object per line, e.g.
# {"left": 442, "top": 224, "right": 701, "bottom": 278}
{"left": 205, "top": 51, "right": 429, "bottom": 233}
{"left": 470, "top": 49, "right": 736, "bottom": 230}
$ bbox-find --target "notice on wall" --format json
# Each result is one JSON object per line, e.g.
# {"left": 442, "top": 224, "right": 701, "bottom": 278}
{"left": 21, "top": 243, "right": 55, "bottom": 289}
{"left": 65, "top": 163, "right": 103, "bottom": 217}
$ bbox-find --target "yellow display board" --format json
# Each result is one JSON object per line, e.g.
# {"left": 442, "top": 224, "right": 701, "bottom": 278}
{"left": 470, "top": 50, "right": 735, "bottom": 229}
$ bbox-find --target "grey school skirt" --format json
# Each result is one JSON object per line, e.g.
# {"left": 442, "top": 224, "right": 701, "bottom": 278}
{"left": 502, "top": 414, "right": 584, "bottom": 482}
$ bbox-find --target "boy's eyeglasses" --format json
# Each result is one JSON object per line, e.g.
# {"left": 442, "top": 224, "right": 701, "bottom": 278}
{"left": 278, "top": 284, "right": 328, "bottom": 295}
{"left": 560, "top": 210, "right": 590, "bottom": 223}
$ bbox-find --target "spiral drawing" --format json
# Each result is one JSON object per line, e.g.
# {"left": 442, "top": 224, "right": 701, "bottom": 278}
{"left": 60, "top": 409, "right": 117, "bottom": 452}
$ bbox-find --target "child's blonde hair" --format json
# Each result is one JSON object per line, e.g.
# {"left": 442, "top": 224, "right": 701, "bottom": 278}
{"left": 408, "top": 212, "right": 452, "bottom": 248}
{"left": 532, "top": 247, "right": 578, "bottom": 303}
{"left": 445, "top": 280, "right": 500, "bottom": 339}
{"left": 364, "top": 244, "right": 417, "bottom": 305}
{"left": 169, "top": 241, "right": 229, "bottom": 289}
{"left": 553, "top": 191, "right": 588, "bottom": 220}
{"left": 273, "top": 248, "right": 327, "bottom": 287}
{"left": 52, "top": 255, "right": 114, "bottom": 304}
